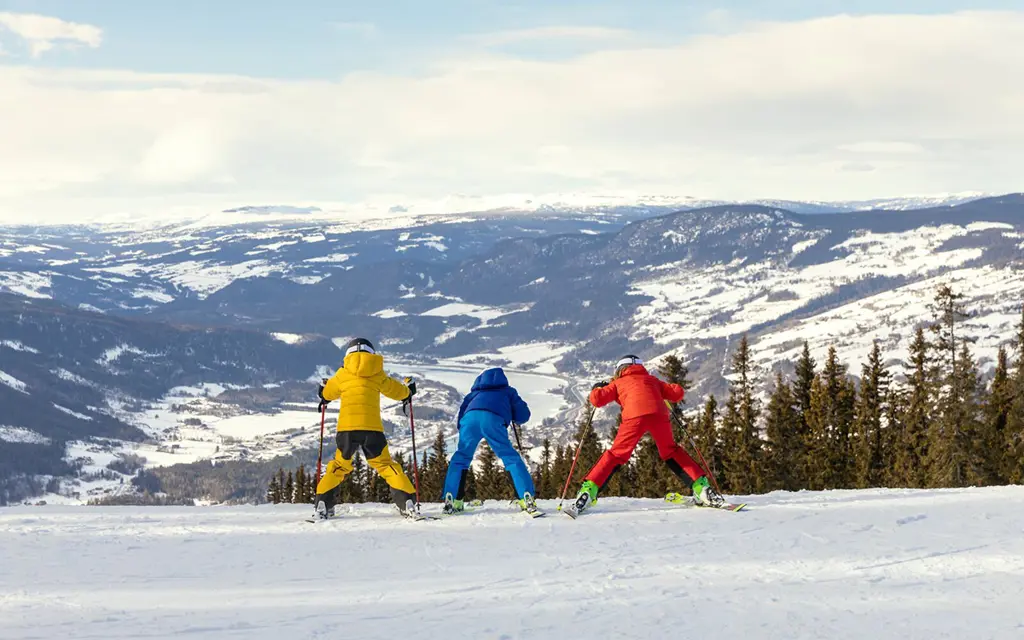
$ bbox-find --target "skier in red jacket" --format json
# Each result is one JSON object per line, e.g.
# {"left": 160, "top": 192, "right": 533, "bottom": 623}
{"left": 567, "top": 355, "right": 725, "bottom": 517}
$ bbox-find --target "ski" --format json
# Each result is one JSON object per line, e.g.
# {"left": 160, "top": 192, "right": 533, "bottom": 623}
{"left": 400, "top": 509, "right": 439, "bottom": 522}
{"left": 664, "top": 492, "right": 747, "bottom": 512}
{"left": 303, "top": 515, "right": 339, "bottom": 524}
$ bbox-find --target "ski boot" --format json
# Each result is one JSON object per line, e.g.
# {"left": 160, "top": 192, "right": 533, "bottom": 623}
{"left": 442, "top": 493, "right": 465, "bottom": 516}
{"left": 309, "top": 494, "right": 336, "bottom": 522}
{"left": 517, "top": 492, "right": 545, "bottom": 518}
{"left": 563, "top": 480, "right": 598, "bottom": 519}
{"left": 692, "top": 476, "right": 725, "bottom": 508}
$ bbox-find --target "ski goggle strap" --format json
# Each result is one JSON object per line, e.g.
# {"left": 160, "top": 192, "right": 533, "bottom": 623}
{"left": 615, "top": 356, "right": 643, "bottom": 370}
{"left": 345, "top": 343, "right": 376, "bottom": 356}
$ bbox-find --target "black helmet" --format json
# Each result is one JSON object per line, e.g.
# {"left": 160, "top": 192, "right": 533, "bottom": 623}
{"left": 614, "top": 354, "right": 643, "bottom": 374}
{"left": 344, "top": 337, "right": 376, "bottom": 356}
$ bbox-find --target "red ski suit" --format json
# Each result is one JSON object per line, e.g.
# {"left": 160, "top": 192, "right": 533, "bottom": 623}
{"left": 584, "top": 364, "right": 706, "bottom": 488}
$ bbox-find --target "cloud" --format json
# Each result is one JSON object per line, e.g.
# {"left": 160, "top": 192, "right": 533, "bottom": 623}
{"left": 1, "top": 10, "right": 1023, "bottom": 222}
{"left": 466, "top": 26, "right": 632, "bottom": 47}
{"left": 0, "top": 12, "right": 102, "bottom": 57}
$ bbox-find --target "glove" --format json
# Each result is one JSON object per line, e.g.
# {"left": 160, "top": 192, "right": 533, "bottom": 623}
{"left": 401, "top": 398, "right": 412, "bottom": 416}
{"left": 405, "top": 378, "right": 417, "bottom": 397}
{"left": 317, "top": 379, "right": 329, "bottom": 412}
{"left": 591, "top": 381, "right": 609, "bottom": 391}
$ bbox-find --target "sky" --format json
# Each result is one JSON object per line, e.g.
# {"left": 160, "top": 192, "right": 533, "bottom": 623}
{"left": 0, "top": 0, "right": 1022, "bottom": 223}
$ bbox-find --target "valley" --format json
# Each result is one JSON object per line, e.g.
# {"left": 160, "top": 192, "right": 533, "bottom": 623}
{"left": 3, "top": 193, "right": 1024, "bottom": 505}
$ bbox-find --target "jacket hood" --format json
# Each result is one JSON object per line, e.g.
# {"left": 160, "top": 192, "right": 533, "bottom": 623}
{"left": 472, "top": 367, "right": 509, "bottom": 390}
{"left": 343, "top": 351, "right": 384, "bottom": 378}
{"left": 617, "top": 364, "right": 649, "bottom": 378}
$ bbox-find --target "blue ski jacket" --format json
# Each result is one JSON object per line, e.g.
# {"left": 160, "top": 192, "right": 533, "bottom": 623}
{"left": 457, "top": 368, "right": 531, "bottom": 426}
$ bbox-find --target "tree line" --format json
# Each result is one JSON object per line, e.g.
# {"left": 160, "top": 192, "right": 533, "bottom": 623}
{"left": 270, "top": 284, "right": 1024, "bottom": 504}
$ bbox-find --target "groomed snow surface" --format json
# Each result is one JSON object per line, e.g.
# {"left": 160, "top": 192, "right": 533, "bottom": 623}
{"left": 3, "top": 487, "right": 1024, "bottom": 639}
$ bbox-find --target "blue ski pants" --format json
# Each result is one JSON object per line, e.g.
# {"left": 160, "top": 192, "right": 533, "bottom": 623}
{"left": 443, "top": 410, "right": 535, "bottom": 500}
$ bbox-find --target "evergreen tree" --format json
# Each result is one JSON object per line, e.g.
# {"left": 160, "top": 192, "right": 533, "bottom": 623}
{"left": 854, "top": 342, "right": 890, "bottom": 488}
{"left": 657, "top": 355, "right": 693, "bottom": 398}
{"left": 925, "top": 286, "right": 983, "bottom": 488}
{"left": 551, "top": 444, "right": 571, "bottom": 501}
{"left": 294, "top": 466, "right": 307, "bottom": 504}
{"left": 633, "top": 435, "right": 668, "bottom": 498}
{"left": 763, "top": 372, "right": 801, "bottom": 491}
{"left": 926, "top": 342, "right": 986, "bottom": 487}
{"left": 421, "top": 427, "right": 449, "bottom": 501}
{"left": 337, "top": 453, "right": 366, "bottom": 504}
{"left": 692, "top": 394, "right": 723, "bottom": 487}
{"left": 882, "top": 386, "right": 908, "bottom": 488}
{"left": 461, "top": 465, "right": 479, "bottom": 501}
{"left": 1005, "top": 307, "right": 1024, "bottom": 484}
{"left": 805, "top": 347, "right": 856, "bottom": 490}
{"left": 792, "top": 342, "right": 817, "bottom": 485}
{"left": 891, "top": 327, "right": 932, "bottom": 488}
{"left": 267, "top": 469, "right": 282, "bottom": 504}
{"left": 722, "top": 335, "right": 763, "bottom": 494}
{"left": 988, "top": 346, "right": 1012, "bottom": 484}
{"left": 476, "top": 443, "right": 513, "bottom": 500}
{"left": 283, "top": 470, "right": 295, "bottom": 504}
{"left": 569, "top": 408, "right": 603, "bottom": 494}
{"left": 534, "top": 438, "right": 555, "bottom": 498}
{"left": 603, "top": 416, "right": 635, "bottom": 497}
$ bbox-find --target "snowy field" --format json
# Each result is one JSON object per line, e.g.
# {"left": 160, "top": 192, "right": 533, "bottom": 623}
{"left": 3, "top": 487, "right": 1023, "bottom": 639}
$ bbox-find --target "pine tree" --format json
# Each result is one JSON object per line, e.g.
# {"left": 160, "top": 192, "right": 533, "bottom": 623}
{"left": 295, "top": 466, "right": 307, "bottom": 504}
{"left": 657, "top": 355, "right": 693, "bottom": 398}
{"left": 569, "top": 408, "right": 603, "bottom": 494}
{"left": 1005, "top": 307, "right": 1024, "bottom": 484}
{"left": 267, "top": 469, "right": 282, "bottom": 504}
{"left": 805, "top": 347, "right": 856, "bottom": 490}
{"left": 924, "top": 285, "right": 982, "bottom": 488}
{"left": 722, "top": 335, "right": 763, "bottom": 494}
{"left": 534, "top": 438, "right": 555, "bottom": 498}
{"left": 792, "top": 341, "right": 817, "bottom": 485}
{"left": 692, "top": 394, "right": 723, "bottom": 487}
{"left": 763, "top": 372, "right": 801, "bottom": 492}
{"left": 634, "top": 435, "right": 668, "bottom": 498}
{"left": 603, "top": 416, "right": 635, "bottom": 497}
{"left": 283, "top": 471, "right": 295, "bottom": 503}
{"left": 854, "top": 342, "right": 890, "bottom": 488}
{"left": 421, "top": 427, "right": 449, "bottom": 501}
{"left": 461, "top": 465, "right": 479, "bottom": 501}
{"left": 891, "top": 327, "right": 932, "bottom": 488}
{"left": 551, "top": 444, "right": 571, "bottom": 500}
{"left": 337, "top": 453, "right": 366, "bottom": 504}
{"left": 988, "top": 346, "right": 1013, "bottom": 484}
{"left": 926, "top": 342, "right": 985, "bottom": 487}
{"left": 476, "top": 442, "right": 513, "bottom": 500}
{"left": 882, "top": 386, "right": 907, "bottom": 488}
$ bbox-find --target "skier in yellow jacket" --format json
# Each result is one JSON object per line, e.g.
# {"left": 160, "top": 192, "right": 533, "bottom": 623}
{"left": 313, "top": 337, "right": 419, "bottom": 520}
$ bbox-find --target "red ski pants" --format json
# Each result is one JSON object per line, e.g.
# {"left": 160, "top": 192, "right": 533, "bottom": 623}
{"left": 585, "top": 414, "right": 706, "bottom": 488}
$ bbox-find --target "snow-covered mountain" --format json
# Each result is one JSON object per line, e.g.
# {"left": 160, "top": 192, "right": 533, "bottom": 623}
{"left": 3, "top": 193, "right": 1023, "bottom": 504}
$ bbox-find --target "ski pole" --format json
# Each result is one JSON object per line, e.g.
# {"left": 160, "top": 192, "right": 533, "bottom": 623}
{"left": 511, "top": 421, "right": 525, "bottom": 456}
{"left": 407, "top": 395, "right": 422, "bottom": 507}
{"left": 314, "top": 404, "right": 326, "bottom": 494}
{"left": 557, "top": 404, "right": 595, "bottom": 511}
{"left": 672, "top": 407, "right": 722, "bottom": 495}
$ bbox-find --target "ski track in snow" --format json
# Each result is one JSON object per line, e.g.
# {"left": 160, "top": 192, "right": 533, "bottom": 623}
{"left": 2, "top": 488, "right": 1024, "bottom": 639}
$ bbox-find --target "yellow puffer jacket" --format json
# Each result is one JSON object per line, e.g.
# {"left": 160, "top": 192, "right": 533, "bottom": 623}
{"left": 322, "top": 351, "right": 411, "bottom": 432}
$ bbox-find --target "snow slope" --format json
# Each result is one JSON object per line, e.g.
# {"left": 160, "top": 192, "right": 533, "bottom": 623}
{"left": 2, "top": 487, "right": 1023, "bottom": 640}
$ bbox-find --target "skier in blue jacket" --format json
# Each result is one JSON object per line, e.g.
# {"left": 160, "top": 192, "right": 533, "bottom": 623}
{"left": 443, "top": 367, "right": 541, "bottom": 516}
